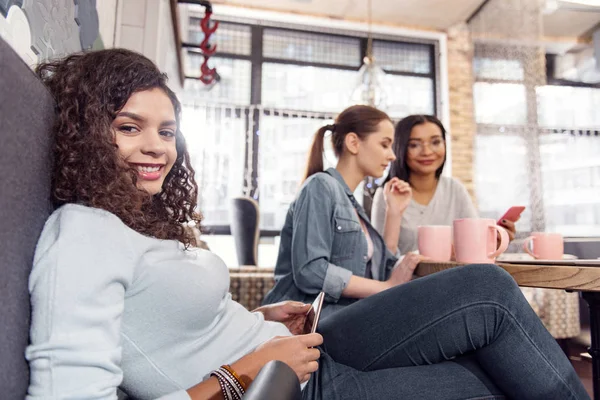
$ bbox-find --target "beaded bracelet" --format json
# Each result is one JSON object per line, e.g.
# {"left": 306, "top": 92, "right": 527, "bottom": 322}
{"left": 210, "top": 365, "right": 246, "bottom": 400}
{"left": 222, "top": 364, "right": 248, "bottom": 391}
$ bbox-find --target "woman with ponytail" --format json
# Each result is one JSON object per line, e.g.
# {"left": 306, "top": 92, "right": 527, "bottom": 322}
{"left": 263, "top": 105, "right": 422, "bottom": 316}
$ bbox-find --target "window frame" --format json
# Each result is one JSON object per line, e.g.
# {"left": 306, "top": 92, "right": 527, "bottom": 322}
{"left": 182, "top": 20, "right": 440, "bottom": 235}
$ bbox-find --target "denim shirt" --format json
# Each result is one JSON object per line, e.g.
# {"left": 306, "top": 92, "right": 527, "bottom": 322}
{"left": 262, "top": 168, "right": 399, "bottom": 317}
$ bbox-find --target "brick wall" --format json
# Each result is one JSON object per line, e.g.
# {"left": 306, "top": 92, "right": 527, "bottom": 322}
{"left": 446, "top": 23, "right": 476, "bottom": 202}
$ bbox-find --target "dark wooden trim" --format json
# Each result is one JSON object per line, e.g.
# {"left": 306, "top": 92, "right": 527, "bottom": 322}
{"left": 430, "top": 44, "right": 438, "bottom": 115}
{"left": 249, "top": 25, "right": 263, "bottom": 199}
{"left": 183, "top": 44, "right": 252, "bottom": 60}
{"left": 177, "top": 0, "right": 213, "bottom": 12}
{"left": 466, "top": 0, "right": 491, "bottom": 24}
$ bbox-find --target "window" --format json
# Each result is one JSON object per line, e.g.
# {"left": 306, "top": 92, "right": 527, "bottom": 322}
{"left": 187, "top": 21, "right": 251, "bottom": 55}
{"left": 258, "top": 113, "right": 334, "bottom": 229}
{"left": 473, "top": 58, "right": 524, "bottom": 81}
{"left": 261, "top": 63, "right": 356, "bottom": 112}
{"left": 373, "top": 41, "right": 432, "bottom": 74}
{"left": 182, "top": 57, "right": 252, "bottom": 105}
{"left": 473, "top": 54, "right": 600, "bottom": 237}
{"left": 537, "top": 86, "right": 600, "bottom": 128}
{"left": 181, "top": 105, "right": 246, "bottom": 227}
{"left": 474, "top": 134, "right": 532, "bottom": 232}
{"left": 474, "top": 82, "right": 526, "bottom": 125}
{"left": 181, "top": 20, "right": 439, "bottom": 232}
{"left": 263, "top": 29, "right": 361, "bottom": 67}
{"left": 383, "top": 74, "right": 435, "bottom": 118}
{"left": 540, "top": 133, "right": 600, "bottom": 236}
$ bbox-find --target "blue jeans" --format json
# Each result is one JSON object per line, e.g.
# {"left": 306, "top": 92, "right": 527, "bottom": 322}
{"left": 303, "top": 264, "right": 589, "bottom": 400}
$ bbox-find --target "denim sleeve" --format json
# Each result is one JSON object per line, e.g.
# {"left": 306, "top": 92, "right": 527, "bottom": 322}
{"left": 290, "top": 177, "right": 353, "bottom": 303}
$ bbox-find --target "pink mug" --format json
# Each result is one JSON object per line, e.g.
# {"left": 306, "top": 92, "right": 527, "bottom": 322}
{"left": 523, "top": 232, "right": 563, "bottom": 260}
{"left": 453, "top": 218, "right": 510, "bottom": 263}
{"left": 418, "top": 225, "right": 452, "bottom": 262}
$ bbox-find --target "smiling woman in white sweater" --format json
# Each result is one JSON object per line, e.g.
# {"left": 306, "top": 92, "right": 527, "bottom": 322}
{"left": 25, "top": 49, "right": 589, "bottom": 400}
{"left": 372, "top": 115, "right": 516, "bottom": 255}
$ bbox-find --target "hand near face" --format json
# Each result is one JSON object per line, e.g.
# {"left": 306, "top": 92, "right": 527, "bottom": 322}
{"left": 383, "top": 177, "right": 412, "bottom": 216}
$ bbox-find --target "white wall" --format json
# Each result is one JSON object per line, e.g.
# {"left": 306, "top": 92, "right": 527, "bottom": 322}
{"left": 114, "top": 0, "right": 182, "bottom": 93}
{"left": 0, "top": 6, "right": 40, "bottom": 66}
{"left": 96, "top": 0, "right": 118, "bottom": 48}
{"left": 157, "top": 0, "right": 183, "bottom": 94}
{"left": 1, "top": 0, "right": 180, "bottom": 85}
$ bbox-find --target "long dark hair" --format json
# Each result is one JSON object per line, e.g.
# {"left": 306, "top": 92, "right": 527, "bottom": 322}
{"left": 303, "top": 105, "right": 391, "bottom": 182}
{"left": 36, "top": 49, "right": 201, "bottom": 247}
{"left": 386, "top": 114, "right": 447, "bottom": 183}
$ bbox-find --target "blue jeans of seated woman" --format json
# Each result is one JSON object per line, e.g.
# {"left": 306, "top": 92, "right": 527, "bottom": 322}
{"left": 303, "top": 264, "right": 589, "bottom": 400}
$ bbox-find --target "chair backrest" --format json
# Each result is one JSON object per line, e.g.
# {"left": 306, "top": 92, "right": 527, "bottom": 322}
{"left": 564, "top": 238, "right": 600, "bottom": 260}
{"left": 0, "top": 37, "right": 55, "bottom": 397}
{"left": 230, "top": 196, "right": 260, "bottom": 266}
{"left": 243, "top": 360, "right": 301, "bottom": 400}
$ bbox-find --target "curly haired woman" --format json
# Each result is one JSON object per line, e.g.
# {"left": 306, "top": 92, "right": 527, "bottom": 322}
{"left": 25, "top": 48, "right": 589, "bottom": 400}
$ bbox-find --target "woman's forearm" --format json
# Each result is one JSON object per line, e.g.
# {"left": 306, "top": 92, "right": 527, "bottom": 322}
{"left": 382, "top": 210, "right": 403, "bottom": 254}
{"left": 341, "top": 275, "right": 390, "bottom": 299}
{"left": 186, "top": 376, "right": 223, "bottom": 400}
{"left": 186, "top": 352, "right": 269, "bottom": 400}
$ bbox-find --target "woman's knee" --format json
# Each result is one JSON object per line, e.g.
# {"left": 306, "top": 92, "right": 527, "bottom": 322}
{"left": 460, "top": 263, "right": 520, "bottom": 294}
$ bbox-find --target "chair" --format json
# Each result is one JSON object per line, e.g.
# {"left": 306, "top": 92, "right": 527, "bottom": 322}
{"left": 0, "top": 35, "right": 55, "bottom": 398}
{"left": 244, "top": 360, "right": 302, "bottom": 400}
{"left": 231, "top": 196, "right": 260, "bottom": 266}
{"left": 0, "top": 37, "right": 300, "bottom": 399}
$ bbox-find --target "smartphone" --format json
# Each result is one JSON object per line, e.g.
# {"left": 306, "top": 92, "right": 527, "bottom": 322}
{"left": 497, "top": 206, "right": 526, "bottom": 224}
{"left": 303, "top": 292, "right": 325, "bottom": 334}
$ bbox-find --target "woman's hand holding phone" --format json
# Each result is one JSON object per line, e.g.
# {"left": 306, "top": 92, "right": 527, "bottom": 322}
{"left": 497, "top": 206, "right": 525, "bottom": 242}
{"left": 253, "top": 301, "right": 311, "bottom": 335}
{"left": 254, "top": 334, "right": 323, "bottom": 383}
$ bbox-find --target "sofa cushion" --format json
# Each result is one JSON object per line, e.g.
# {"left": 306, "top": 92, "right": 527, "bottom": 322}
{"left": 0, "top": 37, "right": 55, "bottom": 398}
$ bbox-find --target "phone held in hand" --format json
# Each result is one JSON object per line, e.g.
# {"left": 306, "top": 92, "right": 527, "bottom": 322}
{"left": 497, "top": 206, "right": 526, "bottom": 225}
{"left": 303, "top": 292, "right": 325, "bottom": 335}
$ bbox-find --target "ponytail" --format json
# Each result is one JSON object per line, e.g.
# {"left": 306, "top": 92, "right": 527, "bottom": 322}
{"left": 302, "top": 125, "right": 330, "bottom": 182}
{"left": 302, "top": 105, "right": 389, "bottom": 183}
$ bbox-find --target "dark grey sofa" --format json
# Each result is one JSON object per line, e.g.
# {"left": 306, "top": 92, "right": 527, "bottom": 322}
{"left": 0, "top": 36, "right": 300, "bottom": 400}
{"left": 0, "top": 35, "right": 55, "bottom": 398}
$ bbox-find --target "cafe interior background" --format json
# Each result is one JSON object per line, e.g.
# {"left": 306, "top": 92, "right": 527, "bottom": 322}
{"left": 2, "top": 0, "right": 600, "bottom": 393}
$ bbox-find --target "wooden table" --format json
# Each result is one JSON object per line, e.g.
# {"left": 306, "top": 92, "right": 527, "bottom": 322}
{"left": 416, "top": 260, "right": 600, "bottom": 399}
